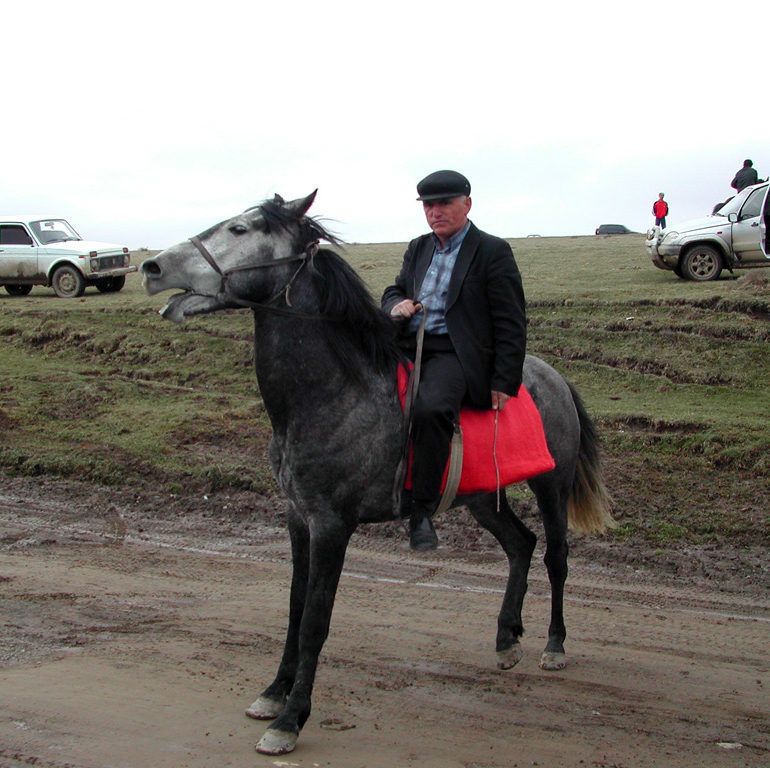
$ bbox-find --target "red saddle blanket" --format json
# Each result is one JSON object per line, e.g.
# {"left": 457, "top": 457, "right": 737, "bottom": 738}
{"left": 398, "top": 364, "right": 555, "bottom": 494}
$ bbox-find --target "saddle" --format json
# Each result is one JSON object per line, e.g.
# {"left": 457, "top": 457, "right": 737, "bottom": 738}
{"left": 397, "top": 364, "right": 555, "bottom": 495}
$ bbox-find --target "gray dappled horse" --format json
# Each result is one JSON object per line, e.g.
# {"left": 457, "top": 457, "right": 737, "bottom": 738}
{"left": 142, "top": 192, "right": 614, "bottom": 755}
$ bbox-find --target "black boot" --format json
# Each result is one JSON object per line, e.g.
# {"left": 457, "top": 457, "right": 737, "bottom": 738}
{"left": 409, "top": 502, "right": 438, "bottom": 551}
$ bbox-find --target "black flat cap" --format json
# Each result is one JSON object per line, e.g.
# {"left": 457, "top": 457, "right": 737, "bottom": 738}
{"left": 416, "top": 170, "right": 471, "bottom": 201}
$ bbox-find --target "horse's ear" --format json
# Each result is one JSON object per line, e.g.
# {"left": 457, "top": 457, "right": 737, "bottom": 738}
{"left": 284, "top": 190, "right": 318, "bottom": 220}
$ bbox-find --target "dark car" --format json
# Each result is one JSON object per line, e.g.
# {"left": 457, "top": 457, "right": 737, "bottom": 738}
{"left": 595, "top": 224, "right": 633, "bottom": 235}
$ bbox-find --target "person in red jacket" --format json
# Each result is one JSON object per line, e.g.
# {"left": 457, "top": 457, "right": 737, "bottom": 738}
{"left": 652, "top": 193, "right": 669, "bottom": 228}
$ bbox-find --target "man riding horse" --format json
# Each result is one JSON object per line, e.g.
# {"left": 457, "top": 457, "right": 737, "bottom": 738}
{"left": 143, "top": 188, "right": 612, "bottom": 754}
{"left": 382, "top": 170, "right": 528, "bottom": 550}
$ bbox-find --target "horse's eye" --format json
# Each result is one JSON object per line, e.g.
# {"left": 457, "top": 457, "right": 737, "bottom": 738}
{"left": 229, "top": 223, "right": 249, "bottom": 235}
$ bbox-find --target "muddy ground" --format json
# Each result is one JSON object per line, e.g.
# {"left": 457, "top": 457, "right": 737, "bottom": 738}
{"left": 0, "top": 475, "right": 767, "bottom": 768}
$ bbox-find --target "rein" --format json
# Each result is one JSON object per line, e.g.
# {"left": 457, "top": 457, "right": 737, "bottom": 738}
{"left": 189, "top": 235, "right": 333, "bottom": 320}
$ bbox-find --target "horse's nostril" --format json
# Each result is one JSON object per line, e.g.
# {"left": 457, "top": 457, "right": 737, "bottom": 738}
{"left": 142, "top": 260, "right": 161, "bottom": 276}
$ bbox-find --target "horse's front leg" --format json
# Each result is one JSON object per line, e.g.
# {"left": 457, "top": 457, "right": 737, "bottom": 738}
{"left": 246, "top": 506, "right": 309, "bottom": 720}
{"left": 256, "top": 512, "right": 354, "bottom": 755}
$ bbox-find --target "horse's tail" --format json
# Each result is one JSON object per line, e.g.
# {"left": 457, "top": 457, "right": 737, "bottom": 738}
{"left": 566, "top": 381, "right": 615, "bottom": 534}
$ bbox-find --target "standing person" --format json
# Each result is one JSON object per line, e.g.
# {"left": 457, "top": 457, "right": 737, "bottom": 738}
{"left": 731, "top": 159, "right": 759, "bottom": 193}
{"left": 382, "top": 170, "right": 527, "bottom": 550}
{"left": 652, "top": 193, "right": 669, "bottom": 229}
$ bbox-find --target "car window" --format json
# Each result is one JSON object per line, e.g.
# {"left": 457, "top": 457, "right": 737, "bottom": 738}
{"left": 0, "top": 225, "right": 34, "bottom": 246}
{"left": 717, "top": 186, "right": 754, "bottom": 217}
{"left": 739, "top": 187, "right": 765, "bottom": 221}
{"left": 30, "top": 219, "right": 80, "bottom": 243}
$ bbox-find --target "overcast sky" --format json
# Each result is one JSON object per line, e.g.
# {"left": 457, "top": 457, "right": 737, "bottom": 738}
{"left": 4, "top": 0, "right": 768, "bottom": 249}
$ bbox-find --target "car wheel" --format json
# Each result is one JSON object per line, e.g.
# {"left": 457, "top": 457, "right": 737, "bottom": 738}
{"left": 52, "top": 265, "right": 86, "bottom": 298}
{"left": 4, "top": 284, "right": 33, "bottom": 296}
{"left": 95, "top": 276, "right": 126, "bottom": 293}
{"left": 681, "top": 245, "right": 723, "bottom": 281}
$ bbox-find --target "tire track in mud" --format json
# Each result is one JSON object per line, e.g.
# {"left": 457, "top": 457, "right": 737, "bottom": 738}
{"left": 2, "top": 488, "right": 768, "bottom": 712}
{"left": 2, "top": 497, "right": 769, "bottom": 767}
{"left": 2, "top": 494, "right": 768, "bottom": 628}
{"left": 321, "top": 655, "right": 757, "bottom": 753}
{"left": 276, "top": 588, "right": 769, "bottom": 760}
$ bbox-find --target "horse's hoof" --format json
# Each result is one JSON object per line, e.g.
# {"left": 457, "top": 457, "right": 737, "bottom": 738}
{"left": 245, "top": 696, "right": 284, "bottom": 720}
{"left": 256, "top": 728, "right": 298, "bottom": 755}
{"left": 496, "top": 644, "right": 523, "bottom": 670}
{"left": 539, "top": 651, "right": 566, "bottom": 670}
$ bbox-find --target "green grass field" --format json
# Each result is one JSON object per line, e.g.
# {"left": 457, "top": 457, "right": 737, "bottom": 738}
{"left": 1, "top": 234, "right": 768, "bottom": 547}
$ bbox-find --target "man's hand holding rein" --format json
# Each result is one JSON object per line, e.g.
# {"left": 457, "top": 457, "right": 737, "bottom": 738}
{"left": 390, "top": 300, "right": 423, "bottom": 320}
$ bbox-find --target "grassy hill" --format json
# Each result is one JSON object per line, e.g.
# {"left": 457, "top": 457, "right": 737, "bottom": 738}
{"left": 1, "top": 234, "right": 768, "bottom": 549}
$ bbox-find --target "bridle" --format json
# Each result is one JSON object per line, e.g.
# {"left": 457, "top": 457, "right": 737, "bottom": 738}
{"left": 191, "top": 228, "right": 464, "bottom": 514}
{"left": 189, "top": 234, "right": 322, "bottom": 317}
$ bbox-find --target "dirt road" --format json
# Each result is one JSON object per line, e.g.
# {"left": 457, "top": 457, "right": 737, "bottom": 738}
{"left": 1, "top": 481, "right": 768, "bottom": 768}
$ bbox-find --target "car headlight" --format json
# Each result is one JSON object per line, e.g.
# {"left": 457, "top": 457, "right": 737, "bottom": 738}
{"left": 90, "top": 258, "right": 99, "bottom": 270}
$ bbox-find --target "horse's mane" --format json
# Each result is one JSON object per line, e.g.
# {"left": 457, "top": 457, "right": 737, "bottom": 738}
{"left": 309, "top": 248, "right": 403, "bottom": 380}
{"left": 253, "top": 198, "right": 402, "bottom": 380}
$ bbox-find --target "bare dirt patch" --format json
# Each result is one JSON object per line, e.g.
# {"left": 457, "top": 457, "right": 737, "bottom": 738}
{"left": 1, "top": 474, "right": 768, "bottom": 767}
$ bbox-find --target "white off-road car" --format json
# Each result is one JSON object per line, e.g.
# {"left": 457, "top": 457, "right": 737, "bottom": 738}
{"left": 0, "top": 216, "right": 137, "bottom": 298}
{"left": 645, "top": 182, "right": 769, "bottom": 281}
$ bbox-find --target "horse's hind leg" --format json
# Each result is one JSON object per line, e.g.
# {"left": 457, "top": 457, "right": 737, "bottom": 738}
{"left": 246, "top": 506, "right": 308, "bottom": 721}
{"left": 467, "top": 491, "right": 536, "bottom": 670}
{"left": 530, "top": 477, "right": 569, "bottom": 670}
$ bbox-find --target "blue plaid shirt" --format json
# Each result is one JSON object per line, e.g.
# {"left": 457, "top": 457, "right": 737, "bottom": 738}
{"left": 409, "top": 220, "right": 471, "bottom": 335}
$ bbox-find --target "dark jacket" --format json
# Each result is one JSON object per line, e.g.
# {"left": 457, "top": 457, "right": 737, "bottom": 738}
{"left": 731, "top": 166, "right": 759, "bottom": 192}
{"left": 382, "top": 222, "right": 526, "bottom": 409}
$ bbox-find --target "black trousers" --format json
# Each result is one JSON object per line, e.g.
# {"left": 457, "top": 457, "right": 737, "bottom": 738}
{"left": 404, "top": 334, "right": 467, "bottom": 506}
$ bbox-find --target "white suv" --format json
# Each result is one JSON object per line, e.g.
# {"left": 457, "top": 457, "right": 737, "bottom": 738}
{"left": 0, "top": 216, "right": 137, "bottom": 298}
{"left": 645, "top": 182, "right": 770, "bottom": 281}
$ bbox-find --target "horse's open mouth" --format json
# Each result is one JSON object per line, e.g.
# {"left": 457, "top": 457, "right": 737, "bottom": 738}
{"left": 160, "top": 292, "right": 224, "bottom": 323}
